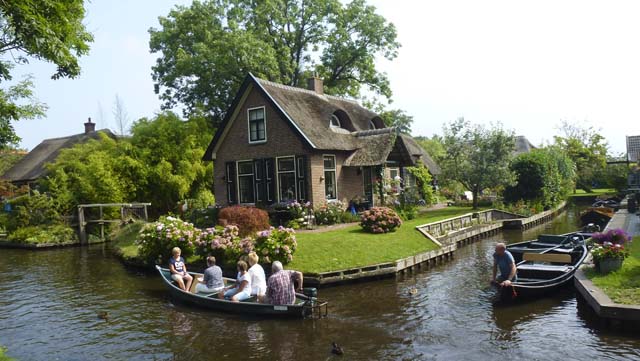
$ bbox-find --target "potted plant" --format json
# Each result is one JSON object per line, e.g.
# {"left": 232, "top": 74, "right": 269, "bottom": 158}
{"left": 591, "top": 242, "right": 629, "bottom": 273}
{"left": 590, "top": 228, "right": 632, "bottom": 273}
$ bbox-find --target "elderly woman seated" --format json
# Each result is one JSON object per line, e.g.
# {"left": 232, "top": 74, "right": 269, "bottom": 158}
{"left": 220, "top": 260, "right": 252, "bottom": 302}
{"left": 195, "top": 256, "right": 225, "bottom": 294}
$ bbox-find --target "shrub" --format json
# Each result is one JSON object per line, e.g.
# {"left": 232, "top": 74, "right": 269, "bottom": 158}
{"left": 591, "top": 228, "right": 631, "bottom": 245}
{"left": 360, "top": 207, "right": 402, "bottom": 233}
{"left": 136, "top": 216, "right": 201, "bottom": 265}
{"left": 339, "top": 210, "right": 359, "bottom": 223}
{"left": 314, "top": 200, "right": 345, "bottom": 225}
{"left": 195, "top": 225, "right": 254, "bottom": 268}
{"left": 185, "top": 206, "right": 219, "bottom": 228}
{"left": 218, "top": 206, "right": 270, "bottom": 237}
{"left": 7, "top": 224, "right": 77, "bottom": 245}
{"left": 254, "top": 226, "right": 297, "bottom": 264}
{"left": 6, "top": 191, "right": 61, "bottom": 232}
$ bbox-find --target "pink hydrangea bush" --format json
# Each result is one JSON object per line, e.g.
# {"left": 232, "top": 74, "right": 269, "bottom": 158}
{"left": 136, "top": 216, "right": 201, "bottom": 264}
{"left": 360, "top": 207, "right": 402, "bottom": 233}
{"left": 195, "top": 225, "right": 254, "bottom": 267}
{"left": 254, "top": 226, "right": 297, "bottom": 264}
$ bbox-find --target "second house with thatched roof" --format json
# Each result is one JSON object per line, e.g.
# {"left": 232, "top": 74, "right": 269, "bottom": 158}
{"left": 203, "top": 74, "right": 440, "bottom": 208}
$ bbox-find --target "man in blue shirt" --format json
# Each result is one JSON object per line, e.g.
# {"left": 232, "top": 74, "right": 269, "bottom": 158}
{"left": 492, "top": 243, "right": 517, "bottom": 286}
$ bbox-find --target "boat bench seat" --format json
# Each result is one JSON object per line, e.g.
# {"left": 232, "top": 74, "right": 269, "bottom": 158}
{"left": 517, "top": 264, "right": 573, "bottom": 273}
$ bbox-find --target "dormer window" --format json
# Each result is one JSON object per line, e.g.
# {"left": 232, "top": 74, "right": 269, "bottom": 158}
{"left": 330, "top": 114, "right": 341, "bottom": 128}
{"left": 369, "top": 120, "right": 376, "bottom": 130}
{"left": 248, "top": 107, "right": 266, "bottom": 143}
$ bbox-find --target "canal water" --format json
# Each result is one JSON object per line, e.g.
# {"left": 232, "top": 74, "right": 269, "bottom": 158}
{"left": 0, "top": 204, "right": 638, "bottom": 361}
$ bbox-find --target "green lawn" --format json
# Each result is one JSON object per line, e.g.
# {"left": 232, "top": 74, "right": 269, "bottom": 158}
{"left": 110, "top": 221, "right": 145, "bottom": 259}
{"left": 288, "top": 206, "right": 482, "bottom": 274}
{"left": 585, "top": 237, "right": 640, "bottom": 305}
{"left": 568, "top": 188, "right": 617, "bottom": 197}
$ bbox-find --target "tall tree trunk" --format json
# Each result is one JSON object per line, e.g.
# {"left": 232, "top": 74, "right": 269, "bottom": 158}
{"left": 472, "top": 186, "right": 479, "bottom": 210}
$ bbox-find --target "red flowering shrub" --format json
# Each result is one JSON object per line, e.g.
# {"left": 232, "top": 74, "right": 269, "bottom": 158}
{"left": 218, "top": 206, "right": 270, "bottom": 237}
{"left": 360, "top": 207, "right": 402, "bottom": 233}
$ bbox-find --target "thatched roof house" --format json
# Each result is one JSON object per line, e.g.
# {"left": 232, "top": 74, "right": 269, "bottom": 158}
{"left": 2, "top": 119, "right": 116, "bottom": 186}
{"left": 203, "top": 73, "right": 440, "bottom": 207}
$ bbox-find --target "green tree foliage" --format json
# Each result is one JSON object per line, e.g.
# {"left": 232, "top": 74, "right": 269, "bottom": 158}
{"left": 0, "top": 147, "right": 24, "bottom": 175}
{"left": 130, "top": 112, "right": 214, "bottom": 213}
{"left": 415, "top": 135, "right": 446, "bottom": 163}
{"left": 42, "top": 134, "right": 144, "bottom": 215}
{"left": 599, "top": 163, "right": 630, "bottom": 192}
{"left": 149, "top": 0, "right": 399, "bottom": 125}
{"left": 440, "top": 118, "right": 516, "bottom": 209}
{"left": 505, "top": 147, "right": 576, "bottom": 209}
{"left": 0, "top": 0, "right": 93, "bottom": 148}
{"left": 405, "top": 163, "right": 435, "bottom": 205}
{"left": 379, "top": 108, "right": 413, "bottom": 133}
{"left": 41, "top": 112, "right": 214, "bottom": 216}
{"left": 553, "top": 121, "right": 608, "bottom": 192}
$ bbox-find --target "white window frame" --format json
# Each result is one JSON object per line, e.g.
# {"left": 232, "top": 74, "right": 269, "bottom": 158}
{"left": 323, "top": 154, "right": 337, "bottom": 200}
{"left": 236, "top": 160, "right": 255, "bottom": 205}
{"left": 330, "top": 114, "right": 341, "bottom": 128}
{"left": 247, "top": 106, "right": 267, "bottom": 144}
{"left": 276, "top": 156, "right": 297, "bottom": 202}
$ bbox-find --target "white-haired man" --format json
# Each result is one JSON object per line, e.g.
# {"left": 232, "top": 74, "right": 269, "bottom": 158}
{"left": 266, "top": 261, "right": 303, "bottom": 305}
{"left": 491, "top": 243, "right": 517, "bottom": 286}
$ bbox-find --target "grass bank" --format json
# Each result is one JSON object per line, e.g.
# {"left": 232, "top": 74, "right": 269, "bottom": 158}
{"left": 585, "top": 237, "right": 640, "bottom": 305}
{"left": 288, "top": 206, "right": 483, "bottom": 274}
{"left": 568, "top": 188, "right": 617, "bottom": 198}
{"left": 0, "top": 346, "right": 15, "bottom": 361}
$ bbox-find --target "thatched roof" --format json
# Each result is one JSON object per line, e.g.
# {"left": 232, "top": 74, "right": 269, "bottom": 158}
{"left": 514, "top": 135, "right": 536, "bottom": 155}
{"left": 204, "top": 73, "right": 441, "bottom": 174}
{"left": 1, "top": 129, "right": 116, "bottom": 183}
{"left": 397, "top": 135, "right": 441, "bottom": 174}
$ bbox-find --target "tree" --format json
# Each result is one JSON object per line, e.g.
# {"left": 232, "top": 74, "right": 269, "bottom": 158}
{"left": 505, "top": 147, "right": 576, "bottom": 209}
{"left": 415, "top": 135, "right": 446, "bottom": 163}
{"left": 379, "top": 109, "right": 413, "bottom": 133}
{"left": 440, "top": 118, "right": 516, "bottom": 209}
{"left": 112, "top": 94, "right": 130, "bottom": 136}
{"left": 0, "top": 0, "right": 93, "bottom": 148}
{"left": 553, "top": 121, "right": 608, "bottom": 192}
{"left": 149, "top": 0, "right": 400, "bottom": 125}
{"left": 0, "top": 146, "right": 25, "bottom": 175}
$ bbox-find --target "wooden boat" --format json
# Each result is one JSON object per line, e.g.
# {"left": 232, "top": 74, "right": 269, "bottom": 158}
{"left": 579, "top": 206, "right": 614, "bottom": 230}
{"left": 155, "top": 266, "right": 327, "bottom": 318}
{"left": 494, "top": 233, "right": 589, "bottom": 302}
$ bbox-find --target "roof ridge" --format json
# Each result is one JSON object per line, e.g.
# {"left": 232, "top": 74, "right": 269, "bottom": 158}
{"left": 40, "top": 129, "right": 111, "bottom": 143}
{"left": 353, "top": 127, "right": 397, "bottom": 137}
{"left": 256, "top": 77, "right": 359, "bottom": 104}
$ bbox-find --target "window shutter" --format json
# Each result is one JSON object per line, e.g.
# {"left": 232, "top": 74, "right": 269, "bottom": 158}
{"left": 225, "top": 161, "right": 237, "bottom": 205}
{"left": 296, "top": 155, "right": 308, "bottom": 202}
{"left": 265, "top": 158, "right": 276, "bottom": 204}
{"left": 254, "top": 159, "right": 266, "bottom": 205}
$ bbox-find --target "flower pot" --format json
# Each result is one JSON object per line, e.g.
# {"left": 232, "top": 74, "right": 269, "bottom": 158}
{"left": 596, "top": 257, "right": 623, "bottom": 273}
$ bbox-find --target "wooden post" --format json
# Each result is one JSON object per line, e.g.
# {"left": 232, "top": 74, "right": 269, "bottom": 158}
{"left": 78, "top": 206, "right": 87, "bottom": 245}
{"left": 99, "top": 206, "right": 104, "bottom": 240}
{"left": 143, "top": 205, "right": 148, "bottom": 221}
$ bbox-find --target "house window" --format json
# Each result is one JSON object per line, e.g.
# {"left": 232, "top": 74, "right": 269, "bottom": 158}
{"left": 248, "top": 107, "right": 266, "bottom": 143}
{"left": 324, "top": 155, "right": 337, "bottom": 200}
{"left": 278, "top": 157, "right": 297, "bottom": 202}
{"left": 389, "top": 168, "right": 399, "bottom": 180}
{"left": 330, "top": 114, "right": 341, "bottom": 128}
{"left": 237, "top": 161, "right": 255, "bottom": 203}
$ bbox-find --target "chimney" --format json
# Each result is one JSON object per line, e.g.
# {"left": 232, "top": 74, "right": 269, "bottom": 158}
{"left": 84, "top": 117, "right": 95, "bottom": 134}
{"left": 307, "top": 75, "right": 324, "bottom": 95}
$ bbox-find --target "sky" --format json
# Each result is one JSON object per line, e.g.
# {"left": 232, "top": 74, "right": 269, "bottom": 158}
{"left": 9, "top": 0, "right": 640, "bottom": 155}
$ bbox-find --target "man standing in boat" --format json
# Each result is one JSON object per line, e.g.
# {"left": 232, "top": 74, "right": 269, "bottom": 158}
{"left": 492, "top": 243, "right": 517, "bottom": 286}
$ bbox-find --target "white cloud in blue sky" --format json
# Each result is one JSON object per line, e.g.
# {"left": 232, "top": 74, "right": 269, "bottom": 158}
{"left": 10, "top": 0, "right": 639, "bottom": 154}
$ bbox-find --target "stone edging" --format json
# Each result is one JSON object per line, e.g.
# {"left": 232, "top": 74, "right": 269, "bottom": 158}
{"left": 574, "top": 266, "right": 640, "bottom": 321}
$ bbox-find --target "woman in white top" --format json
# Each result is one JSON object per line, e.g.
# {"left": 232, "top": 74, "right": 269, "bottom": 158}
{"left": 247, "top": 252, "right": 267, "bottom": 301}
{"left": 221, "top": 260, "right": 252, "bottom": 302}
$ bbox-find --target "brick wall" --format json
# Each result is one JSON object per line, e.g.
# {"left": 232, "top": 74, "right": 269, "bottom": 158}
{"left": 214, "top": 85, "right": 311, "bottom": 204}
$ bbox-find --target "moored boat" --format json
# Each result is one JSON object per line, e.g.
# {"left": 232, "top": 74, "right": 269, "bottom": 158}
{"left": 494, "top": 233, "right": 589, "bottom": 302}
{"left": 156, "top": 266, "right": 327, "bottom": 318}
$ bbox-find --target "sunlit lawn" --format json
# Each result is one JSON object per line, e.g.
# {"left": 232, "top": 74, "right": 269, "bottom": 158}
{"left": 585, "top": 237, "right": 640, "bottom": 305}
{"left": 569, "top": 188, "right": 617, "bottom": 197}
{"left": 288, "top": 206, "right": 484, "bottom": 274}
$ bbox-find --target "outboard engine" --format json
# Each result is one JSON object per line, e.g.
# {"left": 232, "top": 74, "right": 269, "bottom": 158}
{"left": 302, "top": 287, "right": 318, "bottom": 299}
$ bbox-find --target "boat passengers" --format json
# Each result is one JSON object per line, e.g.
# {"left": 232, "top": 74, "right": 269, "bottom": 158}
{"left": 221, "top": 260, "right": 252, "bottom": 302}
{"left": 195, "top": 256, "right": 224, "bottom": 294}
{"left": 266, "top": 261, "right": 304, "bottom": 305}
{"left": 169, "top": 247, "right": 193, "bottom": 292}
{"left": 492, "top": 242, "right": 517, "bottom": 286}
{"left": 247, "top": 252, "right": 267, "bottom": 302}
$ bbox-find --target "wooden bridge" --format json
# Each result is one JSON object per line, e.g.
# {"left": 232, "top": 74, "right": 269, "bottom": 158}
{"left": 77, "top": 203, "right": 151, "bottom": 244}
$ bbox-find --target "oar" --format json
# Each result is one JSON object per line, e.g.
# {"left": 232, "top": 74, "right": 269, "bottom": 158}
{"left": 516, "top": 234, "right": 575, "bottom": 266}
